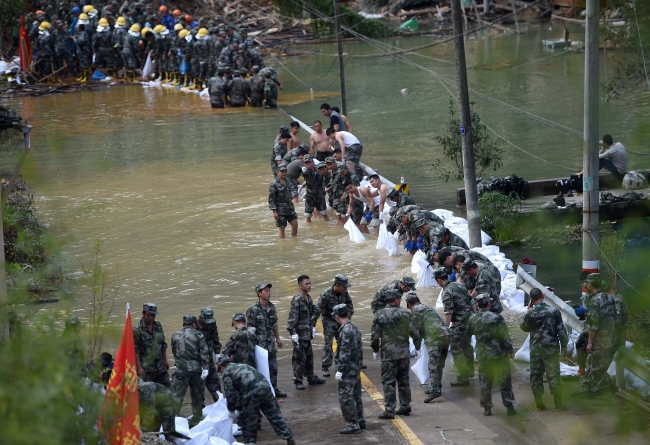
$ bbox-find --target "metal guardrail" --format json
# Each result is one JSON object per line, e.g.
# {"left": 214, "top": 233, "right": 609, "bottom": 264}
{"left": 516, "top": 267, "right": 650, "bottom": 390}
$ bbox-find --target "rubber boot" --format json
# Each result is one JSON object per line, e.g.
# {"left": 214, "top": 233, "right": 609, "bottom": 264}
{"left": 171, "top": 72, "right": 180, "bottom": 86}
{"left": 553, "top": 393, "right": 567, "bottom": 411}
{"left": 76, "top": 70, "right": 84, "bottom": 82}
{"left": 190, "top": 77, "right": 199, "bottom": 90}
{"left": 183, "top": 75, "right": 189, "bottom": 88}
{"left": 534, "top": 393, "right": 546, "bottom": 410}
{"left": 79, "top": 70, "right": 87, "bottom": 83}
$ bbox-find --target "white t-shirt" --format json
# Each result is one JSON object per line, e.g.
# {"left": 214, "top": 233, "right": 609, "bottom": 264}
{"left": 599, "top": 142, "right": 628, "bottom": 175}
{"left": 338, "top": 131, "right": 360, "bottom": 147}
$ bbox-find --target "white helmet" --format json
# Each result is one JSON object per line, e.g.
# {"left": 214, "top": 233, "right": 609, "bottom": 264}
{"left": 622, "top": 171, "right": 648, "bottom": 190}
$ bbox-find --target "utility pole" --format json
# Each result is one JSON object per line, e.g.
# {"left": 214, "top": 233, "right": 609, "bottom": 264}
{"left": 451, "top": 0, "right": 482, "bottom": 248}
{"left": 333, "top": 0, "right": 347, "bottom": 115}
{"left": 582, "top": 0, "right": 600, "bottom": 276}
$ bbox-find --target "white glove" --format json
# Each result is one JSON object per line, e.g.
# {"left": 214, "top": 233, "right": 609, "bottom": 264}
{"left": 335, "top": 371, "right": 343, "bottom": 381}
{"left": 229, "top": 410, "right": 240, "bottom": 419}
{"left": 415, "top": 350, "right": 421, "bottom": 359}
{"left": 301, "top": 167, "right": 307, "bottom": 173}
{"left": 312, "top": 327, "right": 317, "bottom": 336}
{"left": 291, "top": 334, "right": 299, "bottom": 343}
{"left": 215, "top": 354, "right": 221, "bottom": 360}
{"left": 201, "top": 369, "right": 209, "bottom": 380}
{"left": 379, "top": 212, "right": 384, "bottom": 222}
{"left": 373, "top": 352, "right": 380, "bottom": 360}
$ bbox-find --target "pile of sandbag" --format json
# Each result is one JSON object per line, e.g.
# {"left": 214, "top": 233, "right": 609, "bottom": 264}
{"left": 172, "top": 392, "right": 239, "bottom": 445}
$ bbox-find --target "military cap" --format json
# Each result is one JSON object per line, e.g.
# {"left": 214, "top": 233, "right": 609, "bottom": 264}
{"left": 65, "top": 316, "right": 81, "bottom": 327}
{"left": 240, "top": 28, "right": 248, "bottom": 34}
{"left": 325, "top": 156, "right": 335, "bottom": 163}
{"left": 336, "top": 162, "right": 348, "bottom": 172}
{"left": 252, "top": 65, "right": 260, "bottom": 71}
{"left": 233, "top": 70, "right": 240, "bottom": 76}
{"left": 384, "top": 289, "right": 400, "bottom": 301}
{"left": 475, "top": 293, "right": 491, "bottom": 305}
{"left": 218, "top": 30, "right": 227, "bottom": 37}
{"left": 433, "top": 267, "right": 448, "bottom": 280}
{"left": 279, "top": 125, "right": 290, "bottom": 132}
{"left": 462, "top": 258, "right": 478, "bottom": 271}
{"left": 216, "top": 356, "right": 231, "bottom": 368}
{"left": 183, "top": 314, "right": 197, "bottom": 325}
{"left": 303, "top": 154, "right": 314, "bottom": 162}
{"left": 585, "top": 273, "right": 602, "bottom": 285}
{"left": 143, "top": 302, "right": 158, "bottom": 314}
{"left": 429, "top": 224, "right": 444, "bottom": 236}
{"left": 414, "top": 218, "right": 428, "bottom": 228}
{"left": 404, "top": 291, "right": 420, "bottom": 305}
{"left": 232, "top": 312, "right": 246, "bottom": 322}
{"left": 438, "top": 248, "right": 454, "bottom": 263}
{"left": 387, "top": 187, "right": 398, "bottom": 199}
{"left": 317, "top": 161, "right": 327, "bottom": 169}
{"left": 331, "top": 303, "right": 350, "bottom": 317}
{"left": 401, "top": 276, "right": 416, "bottom": 290}
{"left": 278, "top": 162, "right": 288, "bottom": 171}
{"left": 280, "top": 131, "right": 291, "bottom": 139}
{"left": 334, "top": 274, "right": 351, "bottom": 288}
{"left": 255, "top": 282, "right": 272, "bottom": 293}
{"left": 201, "top": 307, "right": 214, "bottom": 318}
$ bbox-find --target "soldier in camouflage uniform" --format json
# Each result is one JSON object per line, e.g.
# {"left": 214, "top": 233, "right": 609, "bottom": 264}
{"left": 218, "top": 357, "right": 295, "bottom": 445}
{"left": 268, "top": 162, "right": 299, "bottom": 239}
{"left": 335, "top": 164, "right": 364, "bottom": 226}
{"left": 93, "top": 18, "right": 115, "bottom": 75}
{"left": 520, "top": 287, "right": 568, "bottom": 411}
{"left": 405, "top": 292, "right": 451, "bottom": 403}
{"left": 271, "top": 132, "right": 290, "bottom": 176}
{"left": 415, "top": 219, "right": 445, "bottom": 256}
{"left": 208, "top": 69, "right": 228, "bottom": 108}
{"left": 462, "top": 258, "right": 503, "bottom": 314}
{"left": 317, "top": 274, "right": 355, "bottom": 377}
{"left": 392, "top": 204, "right": 422, "bottom": 242}
{"left": 218, "top": 42, "right": 239, "bottom": 72}
{"left": 223, "top": 312, "right": 257, "bottom": 367}
{"left": 170, "top": 315, "right": 209, "bottom": 426}
{"left": 287, "top": 275, "right": 326, "bottom": 389}
{"left": 371, "top": 276, "right": 416, "bottom": 314}
{"left": 435, "top": 248, "right": 501, "bottom": 299}
{"left": 403, "top": 208, "right": 444, "bottom": 253}
{"left": 246, "top": 282, "right": 288, "bottom": 397}
{"left": 74, "top": 17, "right": 92, "bottom": 82}
{"left": 34, "top": 22, "right": 54, "bottom": 78}
{"left": 301, "top": 154, "right": 330, "bottom": 222}
{"left": 468, "top": 294, "right": 516, "bottom": 416}
{"left": 122, "top": 23, "right": 141, "bottom": 82}
{"left": 433, "top": 267, "right": 475, "bottom": 386}
{"left": 138, "top": 378, "right": 177, "bottom": 440}
{"left": 264, "top": 70, "right": 278, "bottom": 108}
{"left": 248, "top": 65, "right": 266, "bottom": 107}
{"left": 371, "top": 290, "right": 421, "bottom": 418}
{"left": 225, "top": 25, "right": 241, "bottom": 46}
{"left": 227, "top": 70, "right": 250, "bottom": 106}
{"left": 53, "top": 20, "right": 77, "bottom": 77}
{"left": 133, "top": 303, "right": 171, "bottom": 387}
{"left": 112, "top": 16, "right": 128, "bottom": 76}
{"left": 282, "top": 144, "right": 309, "bottom": 165}
{"left": 390, "top": 187, "right": 416, "bottom": 209}
{"left": 190, "top": 27, "right": 210, "bottom": 89}
{"left": 239, "top": 28, "right": 255, "bottom": 50}
{"left": 332, "top": 303, "right": 365, "bottom": 434}
{"left": 574, "top": 273, "right": 618, "bottom": 397}
{"left": 197, "top": 307, "right": 222, "bottom": 403}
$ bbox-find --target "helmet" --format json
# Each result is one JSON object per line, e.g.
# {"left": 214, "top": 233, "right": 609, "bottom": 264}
{"left": 79, "top": 13, "right": 89, "bottom": 20}
{"left": 178, "top": 29, "right": 190, "bottom": 38}
{"left": 197, "top": 27, "right": 208, "bottom": 37}
{"left": 173, "top": 9, "right": 181, "bottom": 17}
{"left": 72, "top": 6, "right": 80, "bottom": 13}
{"left": 153, "top": 24, "right": 165, "bottom": 34}
{"left": 35, "top": 10, "right": 44, "bottom": 15}
{"left": 185, "top": 14, "right": 192, "bottom": 22}
{"left": 99, "top": 18, "right": 109, "bottom": 27}
{"left": 83, "top": 5, "right": 95, "bottom": 13}
{"left": 116, "top": 16, "right": 127, "bottom": 26}
{"left": 39, "top": 21, "right": 51, "bottom": 30}
{"left": 159, "top": 5, "right": 167, "bottom": 12}
{"left": 622, "top": 171, "right": 648, "bottom": 190}
{"left": 130, "top": 23, "right": 141, "bottom": 32}
{"left": 141, "top": 27, "right": 152, "bottom": 37}
{"left": 174, "top": 23, "right": 183, "bottom": 31}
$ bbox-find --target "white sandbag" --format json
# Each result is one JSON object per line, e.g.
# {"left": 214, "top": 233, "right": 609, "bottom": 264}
{"left": 142, "top": 53, "right": 155, "bottom": 79}
{"left": 432, "top": 209, "right": 454, "bottom": 221}
{"left": 416, "top": 260, "right": 436, "bottom": 288}
{"left": 383, "top": 234, "right": 401, "bottom": 256}
{"left": 471, "top": 335, "right": 477, "bottom": 361}
{"left": 344, "top": 219, "right": 365, "bottom": 243}
{"left": 409, "top": 337, "right": 416, "bottom": 357}
{"left": 175, "top": 431, "right": 210, "bottom": 445}
{"left": 560, "top": 363, "right": 580, "bottom": 376}
{"left": 514, "top": 334, "right": 530, "bottom": 363}
{"left": 411, "top": 250, "right": 426, "bottom": 274}
{"left": 175, "top": 417, "right": 191, "bottom": 437}
{"left": 210, "top": 438, "right": 230, "bottom": 445}
{"left": 411, "top": 343, "right": 430, "bottom": 384}
{"left": 232, "top": 424, "right": 242, "bottom": 436}
{"left": 435, "top": 294, "right": 444, "bottom": 310}
{"left": 376, "top": 223, "right": 388, "bottom": 250}
{"left": 255, "top": 346, "right": 275, "bottom": 396}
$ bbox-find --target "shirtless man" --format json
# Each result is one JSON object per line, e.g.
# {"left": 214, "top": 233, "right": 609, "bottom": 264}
{"left": 345, "top": 182, "right": 380, "bottom": 235}
{"left": 287, "top": 121, "right": 301, "bottom": 151}
{"left": 368, "top": 174, "right": 394, "bottom": 234}
{"left": 331, "top": 107, "right": 353, "bottom": 134}
{"left": 310, "top": 120, "right": 332, "bottom": 162}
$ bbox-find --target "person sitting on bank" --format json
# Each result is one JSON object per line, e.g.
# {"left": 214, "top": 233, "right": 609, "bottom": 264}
{"left": 599, "top": 134, "right": 627, "bottom": 178}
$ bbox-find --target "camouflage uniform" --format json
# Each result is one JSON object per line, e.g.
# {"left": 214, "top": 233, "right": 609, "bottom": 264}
{"left": 246, "top": 300, "right": 280, "bottom": 390}
{"left": 473, "top": 262, "right": 503, "bottom": 314}
{"left": 406, "top": 209, "right": 444, "bottom": 243}
{"left": 210, "top": 36, "right": 226, "bottom": 76}
{"left": 441, "top": 247, "right": 502, "bottom": 298}
{"left": 318, "top": 286, "right": 354, "bottom": 373}
{"left": 264, "top": 77, "right": 278, "bottom": 108}
{"left": 208, "top": 75, "right": 228, "bottom": 108}
{"left": 227, "top": 74, "right": 250, "bottom": 107}
{"left": 112, "top": 25, "right": 127, "bottom": 70}
{"left": 133, "top": 318, "right": 171, "bottom": 387}
{"left": 122, "top": 29, "right": 140, "bottom": 70}
{"left": 410, "top": 302, "right": 451, "bottom": 394}
{"left": 52, "top": 26, "right": 77, "bottom": 76}
{"left": 222, "top": 363, "right": 293, "bottom": 444}
{"left": 191, "top": 34, "right": 209, "bottom": 81}
{"left": 336, "top": 320, "right": 365, "bottom": 429}
{"left": 287, "top": 291, "right": 319, "bottom": 384}
{"left": 371, "top": 303, "right": 421, "bottom": 414}
{"left": 218, "top": 45, "right": 237, "bottom": 72}
{"left": 268, "top": 175, "right": 298, "bottom": 228}
{"left": 249, "top": 72, "right": 265, "bottom": 107}
{"left": 75, "top": 26, "right": 93, "bottom": 71}
{"left": 441, "top": 280, "right": 475, "bottom": 380}
{"left": 282, "top": 147, "right": 304, "bottom": 164}
{"left": 372, "top": 280, "right": 409, "bottom": 314}
{"left": 468, "top": 309, "right": 515, "bottom": 409}
{"left": 270, "top": 141, "right": 287, "bottom": 176}
{"left": 225, "top": 30, "right": 241, "bottom": 47}
{"left": 520, "top": 302, "right": 568, "bottom": 397}
{"left": 93, "top": 26, "right": 114, "bottom": 70}
{"left": 197, "top": 313, "right": 223, "bottom": 402}
{"left": 303, "top": 165, "right": 327, "bottom": 218}
{"left": 395, "top": 191, "right": 416, "bottom": 209}
{"left": 223, "top": 327, "right": 257, "bottom": 367}
{"left": 394, "top": 204, "right": 422, "bottom": 240}
{"left": 138, "top": 379, "right": 176, "bottom": 436}
{"left": 34, "top": 29, "right": 54, "bottom": 76}
{"left": 420, "top": 222, "right": 446, "bottom": 256}
{"left": 170, "top": 324, "right": 209, "bottom": 423}
{"left": 154, "top": 32, "right": 171, "bottom": 76}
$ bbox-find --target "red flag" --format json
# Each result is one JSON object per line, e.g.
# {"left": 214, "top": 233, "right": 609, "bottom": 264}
{"left": 98, "top": 305, "right": 141, "bottom": 445}
{"left": 19, "top": 14, "right": 31, "bottom": 72}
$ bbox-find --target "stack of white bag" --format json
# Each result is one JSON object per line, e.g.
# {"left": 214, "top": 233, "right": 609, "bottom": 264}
{"left": 173, "top": 392, "right": 235, "bottom": 445}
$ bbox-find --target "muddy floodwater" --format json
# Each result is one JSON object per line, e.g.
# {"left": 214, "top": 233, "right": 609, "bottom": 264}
{"left": 3, "top": 23, "right": 649, "bottom": 348}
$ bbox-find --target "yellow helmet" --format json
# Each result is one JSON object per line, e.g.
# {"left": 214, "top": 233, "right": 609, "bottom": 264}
{"left": 174, "top": 23, "right": 183, "bottom": 32}
{"left": 197, "top": 27, "right": 209, "bottom": 37}
{"left": 141, "top": 27, "right": 152, "bottom": 37}
{"left": 39, "top": 21, "right": 51, "bottom": 30}
{"left": 98, "top": 18, "right": 109, "bottom": 27}
{"left": 116, "top": 16, "right": 127, "bottom": 26}
{"left": 178, "top": 29, "right": 190, "bottom": 38}
{"left": 153, "top": 24, "right": 165, "bottom": 34}
{"left": 83, "top": 5, "right": 95, "bottom": 13}
{"left": 78, "top": 13, "right": 89, "bottom": 20}
{"left": 130, "top": 23, "right": 141, "bottom": 32}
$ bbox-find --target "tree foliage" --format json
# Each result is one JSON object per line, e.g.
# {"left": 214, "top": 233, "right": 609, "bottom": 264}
{"left": 478, "top": 191, "right": 522, "bottom": 243}
{"left": 0, "top": 0, "right": 26, "bottom": 28}
{"left": 432, "top": 98, "right": 505, "bottom": 182}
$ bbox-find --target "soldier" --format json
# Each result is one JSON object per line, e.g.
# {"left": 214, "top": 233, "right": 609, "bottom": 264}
{"left": 405, "top": 292, "right": 451, "bottom": 403}
{"left": 335, "top": 164, "right": 364, "bottom": 227}
{"left": 406, "top": 209, "right": 445, "bottom": 253}
{"left": 134, "top": 303, "right": 170, "bottom": 387}
{"left": 520, "top": 287, "right": 568, "bottom": 411}
{"left": 393, "top": 205, "right": 425, "bottom": 248}
{"left": 218, "top": 357, "right": 295, "bottom": 445}
{"left": 166, "top": 23, "right": 184, "bottom": 85}
{"left": 332, "top": 303, "right": 365, "bottom": 434}
{"left": 196, "top": 307, "right": 222, "bottom": 404}
{"left": 34, "top": 21, "right": 53, "bottom": 79}
{"left": 52, "top": 20, "right": 77, "bottom": 78}
{"left": 246, "top": 282, "right": 288, "bottom": 398}
{"left": 74, "top": 14, "right": 92, "bottom": 82}
{"left": 170, "top": 315, "right": 210, "bottom": 427}
{"left": 462, "top": 258, "right": 503, "bottom": 314}
{"left": 287, "top": 275, "right": 326, "bottom": 390}
{"left": 264, "top": 70, "right": 278, "bottom": 108}
{"left": 153, "top": 24, "right": 171, "bottom": 82}
{"left": 573, "top": 273, "right": 618, "bottom": 398}
{"left": 259, "top": 67, "right": 283, "bottom": 90}
{"left": 62, "top": 316, "right": 85, "bottom": 375}
{"left": 390, "top": 186, "right": 416, "bottom": 209}
{"left": 433, "top": 267, "right": 475, "bottom": 386}
{"left": 371, "top": 289, "right": 421, "bottom": 419}
{"left": 42, "top": 0, "right": 55, "bottom": 21}
{"left": 438, "top": 248, "right": 501, "bottom": 299}
{"left": 228, "top": 70, "right": 250, "bottom": 107}
{"left": 282, "top": 144, "right": 309, "bottom": 165}
{"left": 317, "top": 274, "right": 355, "bottom": 377}
{"left": 223, "top": 312, "right": 257, "bottom": 367}
{"left": 371, "top": 276, "right": 417, "bottom": 314}
{"left": 211, "top": 31, "right": 227, "bottom": 75}
{"left": 302, "top": 154, "right": 330, "bottom": 223}
{"left": 468, "top": 294, "right": 516, "bottom": 417}
{"left": 242, "top": 47, "right": 265, "bottom": 72}
{"left": 225, "top": 25, "right": 241, "bottom": 46}
{"left": 218, "top": 42, "right": 239, "bottom": 73}
{"left": 138, "top": 378, "right": 178, "bottom": 441}
{"left": 93, "top": 18, "right": 114, "bottom": 76}
{"left": 268, "top": 162, "right": 298, "bottom": 239}
{"left": 271, "top": 132, "right": 291, "bottom": 177}
{"left": 208, "top": 69, "right": 228, "bottom": 108}
{"left": 112, "top": 17, "right": 128, "bottom": 77}
{"left": 190, "top": 27, "right": 209, "bottom": 90}
{"left": 324, "top": 156, "right": 337, "bottom": 208}
{"left": 122, "top": 23, "right": 141, "bottom": 82}
{"left": 239, "top": 28, "right": 254, "bottom": 50}
{"left": 248, "top": 65, "right": 265, "bottom": 107}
